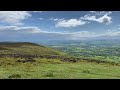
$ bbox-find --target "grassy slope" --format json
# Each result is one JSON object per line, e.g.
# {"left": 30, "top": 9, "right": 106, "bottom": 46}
{"left": 0, "top": 42, "right": 66, "bottom": 56}
{"left": 0, "top": 42, "right": 120, "bottom": 79}
{"left": 1, "top": 61, "right": 120, "bottom": 79}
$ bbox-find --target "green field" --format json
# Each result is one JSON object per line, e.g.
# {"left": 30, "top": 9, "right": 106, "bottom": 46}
{"left": 0, "top": 59, "right": 120, "bottom": 79}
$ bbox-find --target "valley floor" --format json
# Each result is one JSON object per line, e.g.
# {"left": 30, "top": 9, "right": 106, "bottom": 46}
{"left": 1, "top": 61, "right": 120, "bottom": 79}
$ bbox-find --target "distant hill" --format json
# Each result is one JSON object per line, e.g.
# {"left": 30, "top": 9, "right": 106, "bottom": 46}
{"left": 0, "top": 42, "right": 66, "bottom": 57}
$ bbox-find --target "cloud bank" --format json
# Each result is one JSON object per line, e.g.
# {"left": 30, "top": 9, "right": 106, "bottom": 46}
{"left": 0, "top": 11, "right": 31, "bottom": 25}
{"left": 80, "top": 12, "right": 112, "bottom": 24}
{"left": 55, "top": 19, "right": 87, "bottom": 28}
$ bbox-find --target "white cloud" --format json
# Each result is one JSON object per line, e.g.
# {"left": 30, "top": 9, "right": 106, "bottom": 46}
{"left": 0, "top": 25, "right": 67, "bottom": 34}
{"left": 52, "top": 18, "right": 59, "bottom": 21}
{"left": 0, "top": 11, "right": 31, "bottom": 25}
{"left": 70, "top": 31, "right": 96, "bottom": 38}
{"left": 97, "top": 14, "right": 112, "bottom": 24}
{"left": 89, "top": 11, "right": 96, "bottom": 13}
{"left": 50, "top": 18, "right": 64, "bottom": 21}
{"left": 107, "top": 31, "right": 120, "bottom": 36}
{"left": 80, "top": 15, "right": 96, "bottom": 21}
{"left": 80, "top": 13, "right": 112, "bottom": 24}
{"left": 0, "top": 26, "right": 41, "bottom": 33}
{"left": 89, "top": 11, "right": 112, "bottom": 16}
{"left": 32, "top": 11, "right": 42, "bottom": 13}
{"left": 38, "top": 18, "right": 43, "bottom": 20}
{"left": 0, "top": 26, "right": 18, "bottom": 31}
{"left": 55, "top": 19, "right": 87, "bottom": 28}
{"left": 100, "top": 11, "right": 112, "bottom": 15}
{"left": 104, "top": 28, "right": 120, "bottom": 36}
{"left": 51, "top": 11, "right": 112, "bottom": 28}
{"left": 16, "top": 26, "right": 41, "bottom": 33}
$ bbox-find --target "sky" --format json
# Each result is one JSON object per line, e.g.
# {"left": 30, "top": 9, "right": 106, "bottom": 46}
{"left": 0, "top": 11, "right": 120, "bottom": 42}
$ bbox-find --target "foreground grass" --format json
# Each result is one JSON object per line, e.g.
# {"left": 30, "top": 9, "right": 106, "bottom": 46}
{"left": 0, "top": 60, "right": 120, "bottom": 79}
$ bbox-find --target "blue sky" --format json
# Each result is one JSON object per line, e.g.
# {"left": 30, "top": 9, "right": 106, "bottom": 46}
{"left": 0, "top": 11, "right": 120, "bottom": 41}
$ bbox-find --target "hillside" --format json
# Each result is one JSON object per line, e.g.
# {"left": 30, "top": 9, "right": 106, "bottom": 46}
{"left": 0, "top": 42, "right": 120, "bottom": 64}
{"left": 0, "top": 42, "right": 66, "bottom": 57}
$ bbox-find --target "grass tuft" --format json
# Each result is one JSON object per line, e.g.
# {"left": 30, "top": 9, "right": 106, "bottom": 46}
{"left": 8, "top": 74, "right": 21, "bottom": 79}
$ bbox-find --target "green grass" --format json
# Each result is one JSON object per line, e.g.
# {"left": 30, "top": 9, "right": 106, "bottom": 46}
{"left": 0, "top": 59, "right": 120, "bottom": 79}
